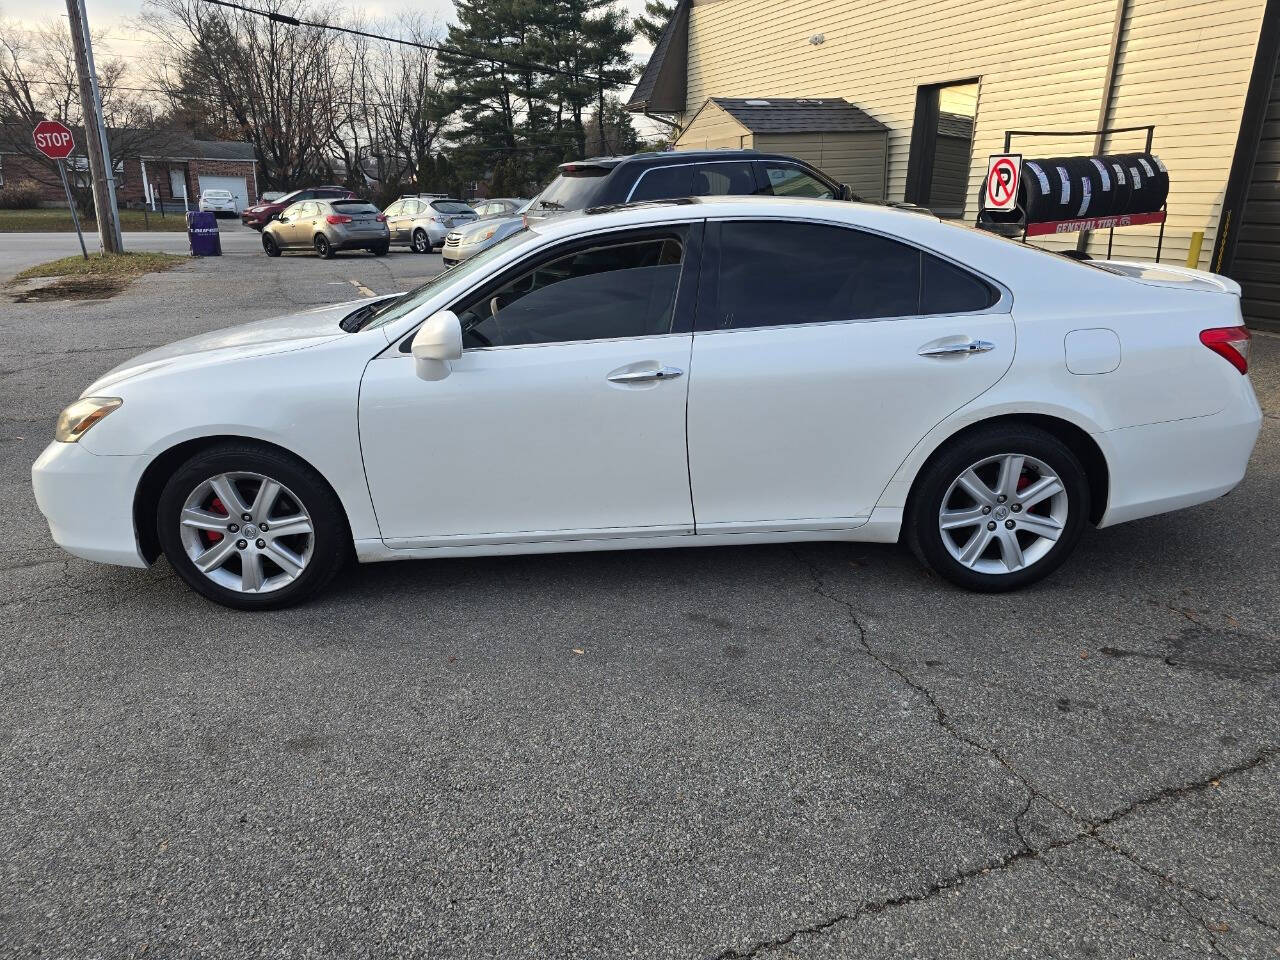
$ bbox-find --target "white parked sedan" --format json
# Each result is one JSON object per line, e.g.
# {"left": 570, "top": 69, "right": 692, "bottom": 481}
{"left": 32, "top": 198, "right": 1260, "bottom": 609}
{"left": 197, "top": 189, "right": 238, "bottom": 216}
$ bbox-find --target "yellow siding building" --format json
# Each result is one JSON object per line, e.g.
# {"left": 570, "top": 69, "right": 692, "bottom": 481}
{"left": 629, "top": 0, "right": 1280, "bottom": 330}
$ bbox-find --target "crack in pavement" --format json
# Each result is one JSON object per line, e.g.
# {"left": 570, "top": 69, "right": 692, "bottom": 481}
{"left": 709, "top": 550, "right": 1280, "bottom": 960}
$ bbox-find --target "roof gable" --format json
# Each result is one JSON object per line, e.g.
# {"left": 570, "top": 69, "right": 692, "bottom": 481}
{"left": 711, "top": 98, "right": 887, "bottom": 134}
{"left": 626, "top": 0, "right": 690, "bottom": 114}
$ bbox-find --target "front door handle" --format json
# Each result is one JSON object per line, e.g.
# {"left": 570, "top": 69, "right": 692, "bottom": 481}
{"left": 918, "top": 339, "right": 995, "bottom": 358}
{"left": 607, "top": 365, "right": 684, "bottom": 384}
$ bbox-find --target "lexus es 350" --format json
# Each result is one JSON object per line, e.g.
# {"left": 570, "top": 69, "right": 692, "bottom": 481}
{"left": 33, "top": 197, "right": 1260, "bottom": 609}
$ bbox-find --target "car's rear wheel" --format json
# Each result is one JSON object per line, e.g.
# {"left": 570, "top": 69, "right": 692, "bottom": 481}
{"left": 156, "top": 443, "right": 349, "bottom": 610}
{"left": 906, "top": 424, "right": 1089, "bottom": 591}
{"left": 314, "top": 234, "right": 335, "bottom": 259}
{"left": 262, "top": 234, "right": 281, "bottom": 257}
{"left": 370, "top": 242, "right": 389, "bottom": 256}
{"left": 411, "top": 229, "right": 430, "bottom": 254}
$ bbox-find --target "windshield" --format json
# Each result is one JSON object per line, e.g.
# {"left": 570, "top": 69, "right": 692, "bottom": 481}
{"left": 431, "top": 200, "right": 474, "bottom": 214}
{"left": 363, "top": 229, "right": 540, "bottom": 331}
{"left": 535, "top": 169, "right": 609, "bottom": 211}
{"left": 273, "top": 190, "right": 303, "bottom": 206}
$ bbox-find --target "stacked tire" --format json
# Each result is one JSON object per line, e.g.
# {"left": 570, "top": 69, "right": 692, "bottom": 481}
{"left": 978, "top": 152, "right": 1168, "bottom": 228}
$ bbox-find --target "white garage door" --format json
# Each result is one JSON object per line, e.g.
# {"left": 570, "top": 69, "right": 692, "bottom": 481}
{"left": 198, "top": 174, "right": 250, "bottom": 212}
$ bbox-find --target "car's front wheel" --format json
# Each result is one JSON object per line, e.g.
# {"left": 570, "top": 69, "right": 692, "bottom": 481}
{"left": 906, "top": 424, "right": 1089, "bottom": 592}
{"left": 156, "top": 442, "right": 349, "bottom": 610}
{"left": 262, "top": 233, "right": 281, "bottom": 257}
{"left": 411, "top": 229, "right": 431, "bottom": 254}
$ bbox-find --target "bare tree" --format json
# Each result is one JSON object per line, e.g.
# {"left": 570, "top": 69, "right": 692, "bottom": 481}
{"left": 0, "top": 15, "right": 168, "bottom": 214}
{"left": 142, "top": 2, "right": 451, "bottom": 198}
{"left": 142, "top": 0, "right": 338, "bottom": 191}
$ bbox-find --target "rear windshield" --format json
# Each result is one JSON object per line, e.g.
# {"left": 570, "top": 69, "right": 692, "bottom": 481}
{"left": 331, "top": 200, "right": 380, "bottom": 213}
{"left": 204, "top": 190, "right": 231, "bottom": 197}
{"left": 431, "top": 200, "right": 474, "bottom": 214}
{"left": 535, "top": 169, "right": 610, "bottom": 211}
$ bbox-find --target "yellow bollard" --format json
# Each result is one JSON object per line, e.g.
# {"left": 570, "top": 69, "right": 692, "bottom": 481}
{"left": 1186, "top": 230, "right": 1205, "bottom": 269}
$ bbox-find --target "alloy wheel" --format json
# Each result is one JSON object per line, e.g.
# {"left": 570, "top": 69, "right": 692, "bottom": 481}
{"left": 178, "top": 471, "right": 315, "bottom": 594}
{"left": 412, "top": 231, "right": 429, "bottom": 253}
{"left": 938, "top": 453, "right": 1068, "bottom": 575}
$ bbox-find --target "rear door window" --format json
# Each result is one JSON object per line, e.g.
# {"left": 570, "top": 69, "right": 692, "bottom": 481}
{"left": 703, "top": 220, "right": 921, "bottom": 329}
{"left": 921, "top": 253, "right": 998, "bottom": 313}
{"left": 692, "top": 162, "right": 759, "bottom": 197}
{"left": 761, "top": 164, "right": 835, "bottom": 199}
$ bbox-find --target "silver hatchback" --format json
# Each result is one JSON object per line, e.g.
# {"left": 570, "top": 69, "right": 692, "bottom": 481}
{"left": 261, "top": 199, "right": 390, "bottom": 259}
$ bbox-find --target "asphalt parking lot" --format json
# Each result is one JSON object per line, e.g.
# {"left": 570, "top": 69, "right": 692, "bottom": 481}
{"left": 1, "top": 243, "right": 1278, "bottom": 959}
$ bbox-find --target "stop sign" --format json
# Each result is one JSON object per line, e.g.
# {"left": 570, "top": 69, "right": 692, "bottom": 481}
{"left": 33, "top": 120, "right": 75, "bottom": 160}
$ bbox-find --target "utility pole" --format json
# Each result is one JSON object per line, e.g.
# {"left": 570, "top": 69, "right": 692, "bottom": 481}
{"left": 65, "top": 0, "right": 124, "bottom": 254}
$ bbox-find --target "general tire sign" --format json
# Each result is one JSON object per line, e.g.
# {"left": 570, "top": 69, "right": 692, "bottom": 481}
{"left": 33, "top": 120, "right": 76, "bottom": 160}
{"left": 985, "top": 153, "right": 1021, "bottom": 212}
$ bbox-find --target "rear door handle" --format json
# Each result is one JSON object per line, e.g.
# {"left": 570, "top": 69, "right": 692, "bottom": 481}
{"left": 607, "top": 365, "right": 684, "bottom": 384}
{"left": 918, "top": 339, "right": 995, "bottom": 358}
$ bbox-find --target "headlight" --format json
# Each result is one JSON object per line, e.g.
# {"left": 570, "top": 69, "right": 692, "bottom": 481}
{"left": 56, "top": 397, "right": 122, "bottom": 443}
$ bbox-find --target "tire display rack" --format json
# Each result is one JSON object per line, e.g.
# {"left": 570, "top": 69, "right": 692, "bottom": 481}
{"left": 989, "top": 125, "right": 1168, "bottom": 261}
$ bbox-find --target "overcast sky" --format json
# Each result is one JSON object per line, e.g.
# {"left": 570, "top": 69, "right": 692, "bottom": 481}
{"left": 10, "top": 0, "right": 654, "bottom": 45}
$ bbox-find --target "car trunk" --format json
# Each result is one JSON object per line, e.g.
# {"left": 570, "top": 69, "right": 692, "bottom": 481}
{"left": 1098, "top": 260, "right": 1242, "bottom": 297}
{"left": 332, "top": 203, "right": 385, "bottom": 234}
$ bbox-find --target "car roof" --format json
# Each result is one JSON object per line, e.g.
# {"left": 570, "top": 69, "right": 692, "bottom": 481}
{"left": 556, "top": 150, "right": 818, "bottom": 173}
{"left": 530, "top": 195, "right": 937, "bottom": 239}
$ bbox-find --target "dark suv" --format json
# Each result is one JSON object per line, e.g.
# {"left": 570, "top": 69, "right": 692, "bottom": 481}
{"left": 526, "top": 150, "right": 856, "bottom": 220}
{"left": 241, "top": 185, "right": 356, "bottom": 229}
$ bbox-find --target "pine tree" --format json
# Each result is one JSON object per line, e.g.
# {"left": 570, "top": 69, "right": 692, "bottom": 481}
{"left": 438, "top": 0, "right": 551, "bottom": 191}
{"left": 633, "top": 1, "right": 676, "bottom": 45}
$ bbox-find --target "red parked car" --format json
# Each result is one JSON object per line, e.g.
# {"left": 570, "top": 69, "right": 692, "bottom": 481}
{"left": 241, "top": 185, "right": 355, "bottom": 229}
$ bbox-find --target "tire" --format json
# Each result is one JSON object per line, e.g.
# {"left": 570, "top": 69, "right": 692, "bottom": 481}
{"left": 411, "top": 229, "right": 431, "bottom": 254}
{"left": 314, "top": 234, "right": 335, "bottom": 259}
{"left": 905, "top": 424, "right": 1090, "bottom": 592}
{"left": 156, "top": 442, "right": 350, "bottom": 610}
{"left": 262, "top": 234, "right": 281, "bottom": 257}
{"left": 370, "top": 242, "right": 389, "bottom": 256}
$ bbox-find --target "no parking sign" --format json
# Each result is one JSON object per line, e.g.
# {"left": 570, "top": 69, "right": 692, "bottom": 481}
{"left": 985, "top": 153, "right": 1021, "bottom": 211}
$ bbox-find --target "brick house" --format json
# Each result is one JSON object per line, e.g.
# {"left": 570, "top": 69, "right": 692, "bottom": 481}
{"left": 0, "top": 128, "right": 258, "bottom": 212}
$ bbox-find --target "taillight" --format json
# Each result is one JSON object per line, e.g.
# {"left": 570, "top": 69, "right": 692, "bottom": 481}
{"left": 1199, "top": 326, "right": 1251, "bottom": 374}
{"left": 326, "top": 214, "right": 352, "bottom": 225}
{"left": 375, "top": 214, "right": 387, "bottom": 222}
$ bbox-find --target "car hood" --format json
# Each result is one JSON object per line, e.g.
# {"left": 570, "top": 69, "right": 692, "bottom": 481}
{"left": 1100, "top": 260, "right": 1242, "bottom": 297}
{"left": 453, "top": 215, "right": 521, "bottom": 241}
{"left": 83, "top": 300, "right": 361, "bottom": 396}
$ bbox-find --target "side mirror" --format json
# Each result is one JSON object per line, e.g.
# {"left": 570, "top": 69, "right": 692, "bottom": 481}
{"left": 277, "top": 216, "right": 289, "bottom": 223}
{"left": 411, "top": 310, "right": 463, "bottom": 381}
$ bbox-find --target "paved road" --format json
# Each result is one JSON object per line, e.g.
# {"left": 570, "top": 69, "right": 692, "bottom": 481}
{"left": 1, "top": 253, "right": 1277, "bottom": 959}
{"left": 0, "top": 222, "right": 270, "bottom": 281}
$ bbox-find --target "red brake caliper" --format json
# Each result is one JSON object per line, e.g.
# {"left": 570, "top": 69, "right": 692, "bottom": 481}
{"left": 204, "top": 496, "right": 227, "bottom": 544}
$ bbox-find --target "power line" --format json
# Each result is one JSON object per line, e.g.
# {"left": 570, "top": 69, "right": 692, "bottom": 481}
{"left": 192, "top": 0, "right": 626, "bottom": 85}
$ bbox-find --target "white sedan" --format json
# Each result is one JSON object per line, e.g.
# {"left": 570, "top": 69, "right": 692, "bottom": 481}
{"left": 197, "top": 189, "right": 238, "bottom": 216}
{"left": 32, "top": 198, "right": 1261, "bottom": 609}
